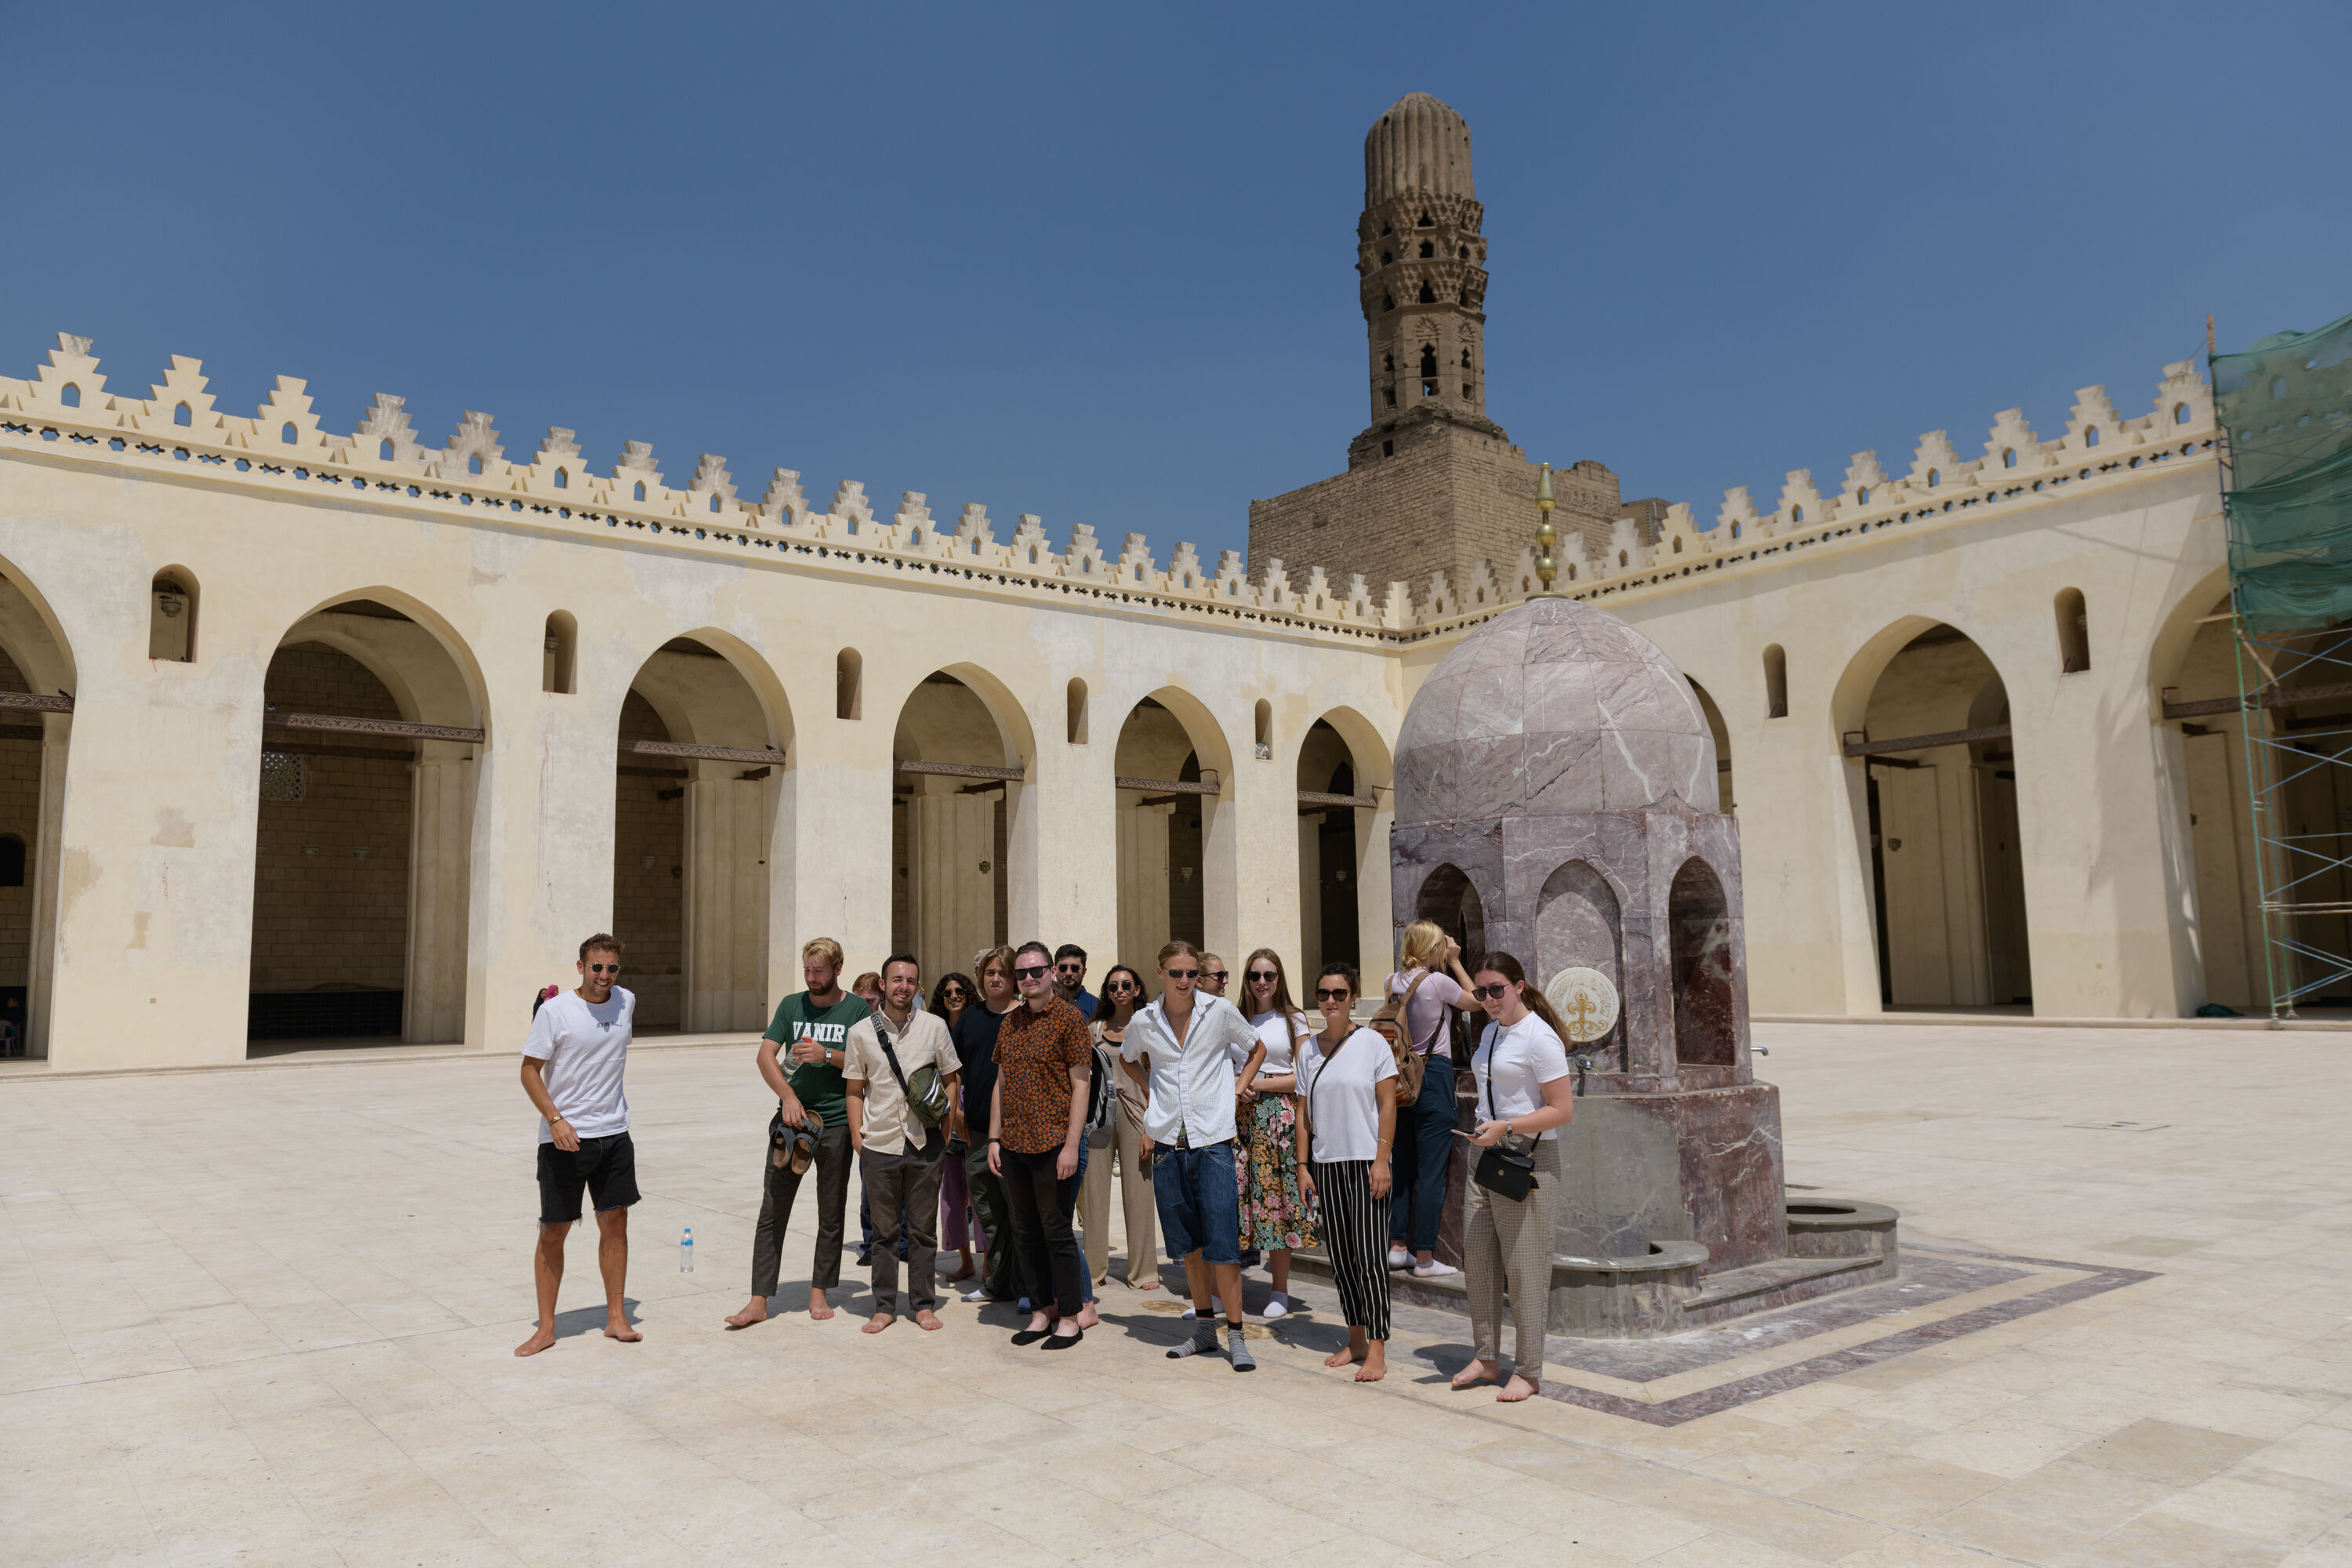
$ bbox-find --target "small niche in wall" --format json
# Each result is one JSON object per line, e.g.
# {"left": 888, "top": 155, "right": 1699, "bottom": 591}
{"left": 1066, "top": 677, "right": 1088, "bottom": 744}
{"left": 1762, "top": 643, "right": 1788, "bottom": 719}
{"left": 837, "top": 648, "right": 862, "bottom": 720}
{"left": 150, "top": 569, "right": 198, "bottom": 662}
{"left": 2055, "top": 588, "right": 2090, "bottom": 673}
{"left": 1254, "top": 699, "right": 1272, "bottom": 760}
{"left": 544, "top": 611, "right": 577, "bottom": 694}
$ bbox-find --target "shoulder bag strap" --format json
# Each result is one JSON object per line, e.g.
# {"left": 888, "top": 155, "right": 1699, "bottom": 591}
{"left": 1399, "top": 969, "right": 1439, "bottom": 1053}
{"left": 870, "top": 1013, "right": 916, "bottom": 1105}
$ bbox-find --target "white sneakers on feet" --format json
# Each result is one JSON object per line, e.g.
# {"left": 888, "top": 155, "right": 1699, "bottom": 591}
{"left": 1181, "top": 1297, "right": 1225, "bottom": 1321}
{"left": 1262, "top": 1295, "right": 1290, "bottom": 1320}
{"left": 1412, "top": 1261, "right": 1460, "bottom": 1279}
{"left": 1386, "top": 1247, "right": 1411, "bottom": 1269}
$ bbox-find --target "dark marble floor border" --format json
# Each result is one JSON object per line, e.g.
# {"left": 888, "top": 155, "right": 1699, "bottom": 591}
{"left": 1535, "top": 1247, "right": 2160, "bottom": 1427}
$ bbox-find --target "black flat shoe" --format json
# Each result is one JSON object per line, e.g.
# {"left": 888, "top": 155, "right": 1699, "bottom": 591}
{"left": 1009, "top": 1329, "right": 1051, "bottom": 1345}
{"left": 1041, "top": 1330, "right": 1083, "bottom": 1349}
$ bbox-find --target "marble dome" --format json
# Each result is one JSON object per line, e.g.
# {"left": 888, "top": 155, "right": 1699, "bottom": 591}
{"left": 1392, "top": 597, "right": 1719, "bottom": 828}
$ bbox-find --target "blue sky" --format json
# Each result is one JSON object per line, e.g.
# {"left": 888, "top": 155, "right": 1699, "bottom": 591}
{"left": 4, "top": 2, "right": 2344, "bottom": 572}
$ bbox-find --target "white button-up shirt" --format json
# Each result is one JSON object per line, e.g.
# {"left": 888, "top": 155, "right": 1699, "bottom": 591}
{"left": 1117, "top": 992, "right": 1261, "bottom": 1147}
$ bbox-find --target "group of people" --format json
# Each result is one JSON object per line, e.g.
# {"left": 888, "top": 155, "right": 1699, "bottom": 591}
{"left": 513, "top": 920, "right": 1577, "bottom": 1402}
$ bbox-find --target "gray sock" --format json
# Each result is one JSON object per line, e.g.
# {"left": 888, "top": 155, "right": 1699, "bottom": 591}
{"left": 1167, "top": 1324, "right": 1221, "bottom": 1359}
{"left": 1227, "top": 1322, "right": 1256, "bottom": 1371}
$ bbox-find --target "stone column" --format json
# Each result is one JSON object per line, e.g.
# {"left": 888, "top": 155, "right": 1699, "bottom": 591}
{"left": 1354, "top": 796, "right": 1395, "bottom": 984}
{"left": 404, "top": 748, "right": 474, "bottom": 1044}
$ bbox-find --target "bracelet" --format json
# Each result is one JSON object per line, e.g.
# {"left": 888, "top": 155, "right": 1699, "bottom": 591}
{"left": 987, "top": 1137, "right": 1000, "bottom": 1144}
{"left": 549, "top": 1113, "right": 568, "bottom": 1123}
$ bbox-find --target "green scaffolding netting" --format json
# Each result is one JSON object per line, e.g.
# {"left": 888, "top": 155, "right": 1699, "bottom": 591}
{"left": 2213, "top": 310, "right": 2352, "bottom": 630}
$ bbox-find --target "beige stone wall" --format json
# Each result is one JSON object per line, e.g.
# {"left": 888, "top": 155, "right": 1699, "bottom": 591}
{"left": 1248, "top": 424, "right": 1619, "bottom": 606}
{"left": 250, "top": 646, "right": 411, "bottom": 995}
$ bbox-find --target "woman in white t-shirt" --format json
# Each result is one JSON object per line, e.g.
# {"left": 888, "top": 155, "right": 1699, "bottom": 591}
{"left": 1454, "top": 951, "right": 1575, "bottom": 1404}
{"left": 1296, "top": 961, "right": 1398, "bottom": 1383}
{"left": 1381, "top": 920, "right": 1481, "bottom": 1278}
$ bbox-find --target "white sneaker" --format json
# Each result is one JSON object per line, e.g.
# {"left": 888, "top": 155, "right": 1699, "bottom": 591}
{"left": 1386, "top": 1247, "right": 1411, "bottom": 1269}
{"left": 1180, "top": 1296, "right": 1223, "bottom": 1321}
{"left": 1262, "top": 1296, "right": 1290, "bottom": 1320}
{"left": 1412, "top": 1261, "right": 1460, "bottom": 1279}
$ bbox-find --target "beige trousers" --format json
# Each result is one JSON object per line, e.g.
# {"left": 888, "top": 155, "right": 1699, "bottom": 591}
{"left": 1463, "top": 1135, "right": 1562, "bottom": 1378}
{"left": 1078, "top": 1097, "right": 1159, "bottom": 1286}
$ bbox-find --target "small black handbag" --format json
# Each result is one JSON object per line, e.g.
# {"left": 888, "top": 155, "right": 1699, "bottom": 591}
{"left": 1472, "top": 1023, "right": 1537, "bottom": 1201}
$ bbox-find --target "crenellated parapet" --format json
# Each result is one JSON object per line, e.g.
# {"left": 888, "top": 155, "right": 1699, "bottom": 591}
{"left": 0, "top": 336, "right": 2223, "bottom": 648}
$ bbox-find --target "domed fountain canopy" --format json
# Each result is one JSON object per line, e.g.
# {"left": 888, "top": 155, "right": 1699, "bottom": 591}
{"left": 1393, "top": 597, "right": 1718, "bottom": 827}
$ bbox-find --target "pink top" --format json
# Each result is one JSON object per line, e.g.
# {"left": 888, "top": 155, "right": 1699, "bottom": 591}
{"left": 1385, "top": 967, "right": 1462, "bottom": 1060}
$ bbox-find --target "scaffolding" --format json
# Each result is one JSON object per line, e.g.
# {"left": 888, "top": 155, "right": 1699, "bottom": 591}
{"left": 2211, "top": 312, "right": 2352, "bottom": 1018}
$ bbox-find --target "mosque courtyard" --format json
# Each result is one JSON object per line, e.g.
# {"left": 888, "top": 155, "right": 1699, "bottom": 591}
{"left": 2, "top": 1021, "right": 2349, "bottom": 1567}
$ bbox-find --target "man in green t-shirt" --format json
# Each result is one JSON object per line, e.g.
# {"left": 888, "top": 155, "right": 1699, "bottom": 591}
{"left": 725, "top": 937, "right": 870, "bottom": 1327}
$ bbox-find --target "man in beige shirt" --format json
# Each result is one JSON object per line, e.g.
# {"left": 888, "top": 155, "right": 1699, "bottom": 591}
{"left": 844, "top": 953, "right": 962, "bottom": 1333}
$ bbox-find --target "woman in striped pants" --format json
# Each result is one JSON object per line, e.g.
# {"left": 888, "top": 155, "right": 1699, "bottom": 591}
{"left": 1296, "top": 962, "right": 1399, "bottom": 1382}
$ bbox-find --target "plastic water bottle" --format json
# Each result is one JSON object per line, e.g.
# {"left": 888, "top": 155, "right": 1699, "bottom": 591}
{"left": 680, "top": 1225, "right": 694, "bottom": 1273}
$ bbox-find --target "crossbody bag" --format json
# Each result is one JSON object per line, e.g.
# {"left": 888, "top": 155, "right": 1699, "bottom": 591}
{"left": 871, "top": 1011, "right": 951, "bottom": 1130}
{"left": 1471, "top": 1022, "right": 1538, "bottom": 1201}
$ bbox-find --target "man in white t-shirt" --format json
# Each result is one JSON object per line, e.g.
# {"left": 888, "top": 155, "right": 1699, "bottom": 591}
{"left": 515, "top": 933, "right": 641, "bottom": 1357}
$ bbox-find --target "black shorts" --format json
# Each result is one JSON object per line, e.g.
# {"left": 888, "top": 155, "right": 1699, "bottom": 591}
{"left": 537, "top": 1131, "right": 641, "bottom": 1224}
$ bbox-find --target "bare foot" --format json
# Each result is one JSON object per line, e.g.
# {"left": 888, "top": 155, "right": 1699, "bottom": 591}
{"left": 808, "top": 1288, "right": 836, "bottom": 1321}
{"left": 914, "top": 1308, "right": 943, "bottom": 1331}
{"left": 862, "top": 1312, "right": 895, "bottom": 1335}
{"left": 1451, "top": 1359, "right": 1501, "bottom": 1390}
{"left": 1323, "top": 1345, "right": 1362, "bottom": 1369}
{"left": 945, "top": 1258, "right": 975, "bottom": 1283}
{"left": 1136, "top": 1278, "right": 1162, "bottom": 1290}
{"left": 604, "top": 1317, "right": 641, "bottom": 1343}
{"left": 1076, "top": 1303, "right": 1101, "bottom": 1330}
{"left": 724, "top": 1297, "right": 769, "bottom": 1330}
{"left": 514, "top": 1325, "right": 556, "bottom": 1357}
{"left": 1497, "top": 1374, "right": 1540, "bottom": 1403}
{"left": 1356, "top": 1346, "right": 1388, "bottom": 1383}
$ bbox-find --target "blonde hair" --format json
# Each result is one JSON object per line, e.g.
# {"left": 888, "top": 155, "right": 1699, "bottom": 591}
{"left": 801, "top": 936, "right": 845, "bottom": 969}
{"left": 1399, "top": 919, "right": 1448, "bottom": 972}
{"left": 975, "top": 945, "right": 1015, "bottom": 986}
{"left": 1156, "top": 939, "right": 1201, "bottom": 970}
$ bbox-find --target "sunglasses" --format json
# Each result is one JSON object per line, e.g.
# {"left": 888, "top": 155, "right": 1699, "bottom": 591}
{"left": 1164, "top": 967, "right": 1199, "bottom": 980}
{"left": 1472, "top": 983, "right": 1512, "bottom": 1000}
{"left": 1315, "top": 986, "right": 1352, "bottom": 1001}
{"left": 1107, "top": 980, "right": 1138, "bottom": 993}
{"left": 941, "top": 986, "right": 967, "bottom": 998}
{"left": 1055, "top": 962, "right": 1083, "bottom": 972}
{"left": 587, "top": 963, "right": 620, "bottom": 974}
{"left": 1247, "top": 970, "right": 1278, "bottom": 982}
{"left": 1013, "top": 964, "right": 1050, "bottom": 979}
{"left": 1203, "top": 971, "right": 1228, "bottom": 983}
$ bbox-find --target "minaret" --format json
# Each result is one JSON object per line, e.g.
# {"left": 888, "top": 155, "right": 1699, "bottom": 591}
{"left": 1348, "top": 93, "right": 1508, "bottom": 466}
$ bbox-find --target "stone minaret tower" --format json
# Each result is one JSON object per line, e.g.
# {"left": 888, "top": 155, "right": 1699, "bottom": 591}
{"left": 1348, "top": 93, "right": 1509, "bottom": 466}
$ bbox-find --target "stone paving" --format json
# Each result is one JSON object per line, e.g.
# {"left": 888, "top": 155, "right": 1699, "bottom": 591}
{"left": 3, "top": 1022, "right": 2350, "bottom": 1566}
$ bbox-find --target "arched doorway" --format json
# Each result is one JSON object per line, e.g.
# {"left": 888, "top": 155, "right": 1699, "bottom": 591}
{"left": 615, "top": 636, "right": 787, "bottom": 1033}
{"left": 1688, "top": 678, "right": 1733, "bottom": 812}
{"left": 1297, "top": 717, "right": 1367, "bottom": 978}
{"left": 1847, "top": 622, "right": 2030, "bottom": 1009}
{"left": 1112, "top": 692, "right": 1230, "bottom": 970}
{"left": 892, "top": 669, "right": 1025, "bottom": 985}
{"left": 0, "top": 567, "right": 74, "bottom": 1058}
{"left": 249, "top": 597, "right": 482, "bottom": 1050}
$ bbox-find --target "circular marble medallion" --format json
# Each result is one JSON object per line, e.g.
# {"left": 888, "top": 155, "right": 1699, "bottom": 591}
{"left": 1545, "top": 967, "right": 1619, "bottom": 1044}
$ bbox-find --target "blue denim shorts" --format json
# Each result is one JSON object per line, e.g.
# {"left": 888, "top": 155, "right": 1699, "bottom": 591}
{"left": 1152, "top": 1139, "right": 1241, "bottom": 1265}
